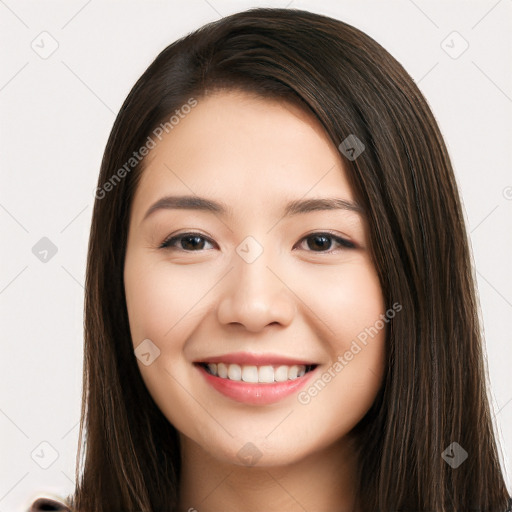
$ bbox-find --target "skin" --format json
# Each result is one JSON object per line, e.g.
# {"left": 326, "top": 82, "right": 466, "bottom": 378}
{"left": 123, "top": 90, "right": 386, "bottom": 512}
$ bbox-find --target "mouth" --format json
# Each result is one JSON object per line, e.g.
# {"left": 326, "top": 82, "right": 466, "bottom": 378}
{"left": 196, "top": 362, "right": 318, "bottom": 383}
{"left": 193, "top": 356, "right": 319, "bottom": 405}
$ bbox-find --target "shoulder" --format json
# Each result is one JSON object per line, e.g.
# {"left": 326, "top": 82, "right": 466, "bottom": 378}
{"left": 28, "top": 496, "right": 71, "bottom": 511}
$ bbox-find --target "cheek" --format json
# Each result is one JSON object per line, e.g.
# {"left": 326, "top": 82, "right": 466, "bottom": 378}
{"left": 334, "top": 263, "right": 387, "bottom": 386}
{"left": 124, "top": 255, "right": 208, "bottom": 344}
{"left": 123, "top": 253, "right": 206, "bottom": 432}
{"left": 299, "top": 258, "right": 385, "bottom": 343}
{"left": 290, "top": 260, "right": 386, "bottom": 436}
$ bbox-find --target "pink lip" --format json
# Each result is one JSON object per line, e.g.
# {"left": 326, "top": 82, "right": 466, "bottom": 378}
{"left": 194, "top": 351, "right": 317, "bottom": 366}
{"left": 195, "top": 363, "right": 318, "bottom": 406}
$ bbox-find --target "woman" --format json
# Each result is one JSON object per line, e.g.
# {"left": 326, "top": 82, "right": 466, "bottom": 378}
{"left": 30, "top": 6, "right": 511, "bottom": 512}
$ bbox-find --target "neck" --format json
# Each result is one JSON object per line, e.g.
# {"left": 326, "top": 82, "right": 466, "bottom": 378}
{"left": 177, "top": 433, "right": 361, "bottom": 512}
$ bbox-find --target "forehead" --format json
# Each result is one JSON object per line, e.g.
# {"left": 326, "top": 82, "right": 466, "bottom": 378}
{"left": 131, "top": 90, "right": 357, "bottom": 219}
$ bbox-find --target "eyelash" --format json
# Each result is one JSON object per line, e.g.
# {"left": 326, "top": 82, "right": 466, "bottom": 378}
{"left": 158, "top": 231, "right": 356, "bottom": 253}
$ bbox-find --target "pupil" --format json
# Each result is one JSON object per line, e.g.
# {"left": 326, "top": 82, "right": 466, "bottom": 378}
{"left": 309, "top": 235, "right": 330, "bottom": 251}
{"left": 183, "top": 235, "right": 204, "bottom": 250}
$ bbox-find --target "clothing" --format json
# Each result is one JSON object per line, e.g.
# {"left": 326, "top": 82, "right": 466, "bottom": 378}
{"left": 29, "top": 497, "right": 71, "bottom": 511}
{"left": 29, "top": 495, "right": 511, "bottom": 511}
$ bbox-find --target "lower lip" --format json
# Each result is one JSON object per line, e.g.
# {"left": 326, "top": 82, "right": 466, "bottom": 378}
{"left": 195, "top": 364, "right": 317, "bottom": 405}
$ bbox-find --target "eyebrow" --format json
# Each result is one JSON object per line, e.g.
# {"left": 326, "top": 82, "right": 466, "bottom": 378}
{"left": 142, "top": 194, "right": 364, "bottom": 223}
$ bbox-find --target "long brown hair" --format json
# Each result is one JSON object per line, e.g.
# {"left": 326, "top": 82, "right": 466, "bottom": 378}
{"left": 69, "top": 7, "right": 511, "bottom": 511}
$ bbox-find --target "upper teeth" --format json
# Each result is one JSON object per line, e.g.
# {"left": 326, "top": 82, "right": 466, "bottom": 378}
{"left": 205, "top": 363, "right": 307, "bottom": 383}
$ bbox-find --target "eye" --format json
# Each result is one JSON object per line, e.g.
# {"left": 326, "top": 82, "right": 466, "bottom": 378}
{"left": 294, "top": 232, "right": 356, "bottom": 253}
{"left": 159, "top": 231, "right": 355, "bottom": 253}
{"left": 159, "top": 232, "right": 216, "bottom": 251}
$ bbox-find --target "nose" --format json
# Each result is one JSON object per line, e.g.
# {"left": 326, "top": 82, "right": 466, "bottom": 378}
{"left": 216, "top": 246, "right": 296, "bottom": 332}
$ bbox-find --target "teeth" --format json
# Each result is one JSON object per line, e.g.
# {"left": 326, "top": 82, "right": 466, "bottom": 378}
{"left": 217, "top": 362, "right": 228, "bottom": 378}
{"left": 258, "top": 365, "right": 274, "bottom": 383}
{"left": 241, "top": 365, "right": 258, "bottom": 383}
{"left": 228, "top": 364, "right": 242, "bottom": 381}
{"left": 274, "top": 365, "right": 289, "bottom": 382}
{"left": 203, "top": 362, "right": 310, "bottom": 383}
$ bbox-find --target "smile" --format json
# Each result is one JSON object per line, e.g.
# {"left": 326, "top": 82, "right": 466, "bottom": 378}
{"left": 194, "top": 354, "right": 319, "bottom": 405}
{"left": 200, "top": 362, "right": 316, "bottom": 383}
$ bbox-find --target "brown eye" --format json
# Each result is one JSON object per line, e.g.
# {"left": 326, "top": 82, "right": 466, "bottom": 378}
{"left": 159, "top": 233, "right": 215, "bottom": 251}
{"left": 159, "top": 231, "right": 355, "bottom": 254}
{"left": 296, "top": 233, "right": 355, "bottom": 253}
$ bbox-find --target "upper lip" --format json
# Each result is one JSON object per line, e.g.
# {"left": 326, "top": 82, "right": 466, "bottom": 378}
{"left": 194, "top": 352, "right": 318, "bottom": 366}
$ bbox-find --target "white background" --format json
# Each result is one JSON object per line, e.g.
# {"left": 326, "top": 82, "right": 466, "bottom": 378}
{"left": 1, "top": 1, "right": 511, "bottom": 510}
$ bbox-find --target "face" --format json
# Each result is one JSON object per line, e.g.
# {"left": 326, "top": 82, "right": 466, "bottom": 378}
{"left": 123, "top": 90, "right": 386, "bottom": 467}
